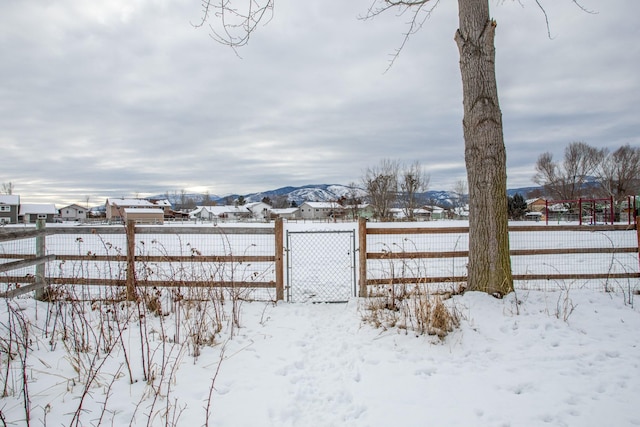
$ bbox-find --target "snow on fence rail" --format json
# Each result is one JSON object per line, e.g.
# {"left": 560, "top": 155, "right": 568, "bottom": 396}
{"left": 1, "top": 218, "right": 639, "bottom": 300}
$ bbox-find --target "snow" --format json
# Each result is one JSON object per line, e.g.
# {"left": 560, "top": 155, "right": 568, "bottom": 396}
{"left": 1, "top": 289, "right": 639, "bottom": 426}
{"left": 1, "top": 221, "right": 640, "bottom": 426}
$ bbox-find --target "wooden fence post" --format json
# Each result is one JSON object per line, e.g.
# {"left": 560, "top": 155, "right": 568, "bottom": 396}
{"left": 34, "top": 219, "right": 47, "bottom": 300}
{"left": 636, "top": 216, "right": 640, "bottom": 272}
{"left": 126, "top": 220, "right": 137, "bottom": 301}
{"left": 358, "top": 217, "right": 367, "bottom": 297}
{"left": 275, "top": 218, "right": 284, "bottom": 301}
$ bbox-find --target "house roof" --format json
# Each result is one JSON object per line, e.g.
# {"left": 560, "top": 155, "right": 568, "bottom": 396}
{"left": 245, "top": 202, "right": 271, "bottom": 209}
{"left": 190, "top": 205, "right": 251, "bottom": 217}
{"left": 107, "top": 198, "right": 154, "bottom": 208}
{"left": 270, "top": 208, "right": 298, "bottom": 215}
{"left": 19, "top": 203, "right": 57, "bottom": 215}
{"left": 300, "top": 202, "right": 343, "bottom": 209}
{"left": 526, "top": 198, "right": 546, "bottom": 205}
{"left": 0, "top": 195, "right": 20, "bottom": 205}
{"left": 60, "top": 204, "right": 86, "bottom": 211}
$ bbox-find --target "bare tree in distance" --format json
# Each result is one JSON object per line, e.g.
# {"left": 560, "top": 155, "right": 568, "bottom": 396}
{"left": 452, "top": 179, "right": 468, "bottom": 218}
{"left": 1, "top": 182, "right": 14, "bottom": 195}
{"left": 199, "top": 0, "right": 592, "bottom": 296}
{"left": 399, "top": 161, "right": 430, "bottom": 221}
{"left": 596, "top": 144, "right": 640, "bottom": 204}
{"left": 363, "top": 159, "right": 399, "bottom": 221}
{"left": 533, "top": 141, "right": 605, "bottom": 200}
{"left": 345, "top": 181, "right": 364, "bottom": 220}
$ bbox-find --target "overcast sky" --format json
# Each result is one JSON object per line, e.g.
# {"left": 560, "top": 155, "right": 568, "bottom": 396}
{"left": 1, "top": 0, "right": 638, "bottom": 206}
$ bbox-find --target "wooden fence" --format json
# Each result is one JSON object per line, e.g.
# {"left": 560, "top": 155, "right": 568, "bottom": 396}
{"left": 1, "top": 218, "right": 639, "bottom": 300}
{"left": 358, "top": 218, "right": 640, "bottom": 296}
{"left": 0, "top": 219, "right": 284, "bottom": 300}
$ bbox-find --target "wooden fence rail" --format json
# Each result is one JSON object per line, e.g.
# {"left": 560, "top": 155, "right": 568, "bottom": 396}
{"left": 358, "top": 218, "right": 640, "bottom": 296}
{"left": 0, "top": 219, "right": 285, "bottom": 300}
{"left": 2, "top": 218, "right": 639, "bottom": 300}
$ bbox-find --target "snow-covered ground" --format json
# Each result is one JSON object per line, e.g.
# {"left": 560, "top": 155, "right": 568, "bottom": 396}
{"left": 1, "top": 220, "right": 640, "bottom": 426}
{"left": 1, "top": 288, "right": 639, "bottom": 426}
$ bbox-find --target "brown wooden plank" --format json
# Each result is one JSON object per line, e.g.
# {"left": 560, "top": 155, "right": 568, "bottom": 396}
{"left": 0, "top": 228, "right": 52, "bottom": 242}
{"left": 0, "top": 255, "right": 56, "bottom": 273}
{"left": 365, "top": 272, "right": 640, "bottom": 286}
{"left": 366, "top": 227, "right": 469, "bottom": 235}
{"left": 365, "top": 223, "right": 634, "bottom": 236}
{"left": 366, "top": 247, "right": 638, "bottom": 260}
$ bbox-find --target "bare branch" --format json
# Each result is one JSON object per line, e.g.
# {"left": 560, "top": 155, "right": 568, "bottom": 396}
{"left": 533, "top": 0, "right": 598, "bottom": 40}
{"left": 359, "top": 0, "right": 440, "bottom": 72}
{"left": 194, "top": 0, "right": 275, "bottom": 53}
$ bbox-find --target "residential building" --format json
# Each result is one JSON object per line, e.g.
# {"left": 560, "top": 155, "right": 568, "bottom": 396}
{"left": 270, "top": 207, "right": 299, "bottom": 220}
{"left": 298, "top": 202, "right": 345, "bottom": 220}
{"left": 59, "top": 204, "right": 87, "bottom": 222}
{"left": 19, "top": 203, "right": 57, "bottom": 223}
{"left": 245, "top": 202, "right": 272, "bottom": 220}
{"left": 123, "top": 207, "right": 164, "bottom": 224}
{"left": 189, "top": 205, "right": 252, "bottom": 221}
{"left": 105, "top": 198, "right": 155, "bottom": 222}
{"left": 0, "top": 195, "right": 20, "bottom": 224}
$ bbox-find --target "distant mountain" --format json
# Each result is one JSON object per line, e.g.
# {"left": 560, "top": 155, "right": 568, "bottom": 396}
{"left": 149, "top": 184, "right": 543, "bottom": 209}
{"left": 244, "top": 184, "right": 366, "bottom": 205}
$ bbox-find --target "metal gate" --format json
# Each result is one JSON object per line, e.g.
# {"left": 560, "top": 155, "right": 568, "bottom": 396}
{"left": 285, "top": 230, "right": 356, "bottom": 302}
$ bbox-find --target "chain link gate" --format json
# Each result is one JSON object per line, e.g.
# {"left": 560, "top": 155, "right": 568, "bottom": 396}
{"left": 285, "top": 230, "right": 356, "bottom": 302}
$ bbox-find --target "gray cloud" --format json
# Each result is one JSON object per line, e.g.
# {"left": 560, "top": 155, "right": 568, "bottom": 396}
{"left": 1, "top": 0, "right": 638, "bottom": 206}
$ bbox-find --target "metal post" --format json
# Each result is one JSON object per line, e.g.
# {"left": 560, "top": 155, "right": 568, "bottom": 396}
{"left": 34, "top": 219, "right": 47, "bottom": 300}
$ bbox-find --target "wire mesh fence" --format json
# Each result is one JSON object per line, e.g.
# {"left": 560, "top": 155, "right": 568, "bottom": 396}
{"left": 1, "top": 224, "right": 279, "bottom": 301}
{"left": 2, "top": 221, "right": 639, "bottom": 301}
{"left": 286, "top": 230, "right": 356, "bottom": 302}
{"left": 363, "top": 223, "right": 640, "bottom": 294}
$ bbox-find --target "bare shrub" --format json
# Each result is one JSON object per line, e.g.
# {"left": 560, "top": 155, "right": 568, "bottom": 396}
{"left": 362, "top": 283, "right": 460, "bottom": 339}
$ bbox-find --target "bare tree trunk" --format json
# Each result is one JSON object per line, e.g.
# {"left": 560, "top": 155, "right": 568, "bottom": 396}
{"left": 455, "top": 0, "right": 513, "bottom": 296}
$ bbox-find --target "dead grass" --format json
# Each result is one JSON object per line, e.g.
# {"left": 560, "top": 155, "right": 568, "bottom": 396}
{"left": 361, "top": 283, "right": 461, "bottom": 339}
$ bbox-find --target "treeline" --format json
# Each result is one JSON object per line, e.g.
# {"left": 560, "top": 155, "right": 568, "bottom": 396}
{"left": 532, "top": 142, "right": 640, "bottom": 203}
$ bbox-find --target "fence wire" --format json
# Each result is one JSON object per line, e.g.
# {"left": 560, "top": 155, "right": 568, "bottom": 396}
{"left": 365, "top": 224, "right": 640, "bottom": 293}
{"left": 286, "top": 230, "right": 356, "bottom": 302}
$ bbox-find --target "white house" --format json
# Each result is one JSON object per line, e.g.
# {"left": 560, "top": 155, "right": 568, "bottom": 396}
{"left": 244, "top": 202, "right": 272, "bottom": 220}
{"left": 189, "top": 205, "right": 252, "bottom": 221}
{"left": 59, "top": 204, "right": 87, "bottom": 222}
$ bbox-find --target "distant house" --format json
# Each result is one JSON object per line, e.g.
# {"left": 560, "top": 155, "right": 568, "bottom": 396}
{"left": 0, "top": 195, "right": 20, "bottom": 224}
{"left": 245, "top": 202, "right": 272, "bottom": 220}
{"left": 148, "top": 199, "right": 173, "bottom": 217}
{"left": 344, "top": 203, "right": 374, "bottom": 220}
{"left": 424, "top": 205, "right": 446, "bottom": 220}
{"left": 526, "top": 198, "right": 547, "bottom": 213}
{"left": 19, "top": 203, "right": 57, "bottom": 223}
{"left": 59, "top": 204, "right": 87, "bottom": 222}
{"left": 123, "top": 207, "right": 164, "bottom": 224}
{"left": 105, "top": 198, "right": 156, "bottom": 222}
{"left": 298, "top": 202, "right": 344, "bottom": 220}
{"left": 189, "top": 205, "right": 252, "bottom": 221}
{"left": 270, "top": 208, "right": 299, "bottom": 220}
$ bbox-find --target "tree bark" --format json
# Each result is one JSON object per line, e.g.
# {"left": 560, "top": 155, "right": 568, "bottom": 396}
{"left": 455, "top": 0, "right": 513, "bottom": 296}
